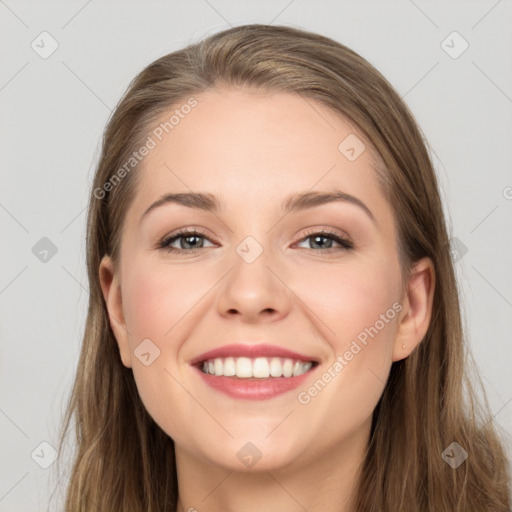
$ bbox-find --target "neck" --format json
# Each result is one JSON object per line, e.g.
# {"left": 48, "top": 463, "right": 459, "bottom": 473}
{"left": 174, "top": 421, "right": 370, "bottom": 512}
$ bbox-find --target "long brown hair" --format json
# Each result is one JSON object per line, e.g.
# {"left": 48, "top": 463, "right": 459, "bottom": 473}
{"left": 56, "top": 24, "right": 511, "bottom": 511}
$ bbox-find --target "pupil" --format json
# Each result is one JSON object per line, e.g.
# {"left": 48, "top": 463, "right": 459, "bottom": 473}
{"left": 184, "top": 235, "right": 201, "bottom": 249}
{"left": 314, "top": 235, "right": 331, "bottom": 249}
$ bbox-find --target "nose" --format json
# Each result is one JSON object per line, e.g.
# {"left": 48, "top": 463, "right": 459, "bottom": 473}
{"left": 215, "top": 249, "right": 292, "bottom": 324}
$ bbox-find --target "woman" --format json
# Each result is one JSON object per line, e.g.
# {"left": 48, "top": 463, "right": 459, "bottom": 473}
{"left": 57, "top": 24, "right": 511, "bottom": 511}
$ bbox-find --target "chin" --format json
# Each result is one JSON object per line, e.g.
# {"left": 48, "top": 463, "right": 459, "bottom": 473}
{"left": 207, "top": 434, "right": 305, "bottom": 472}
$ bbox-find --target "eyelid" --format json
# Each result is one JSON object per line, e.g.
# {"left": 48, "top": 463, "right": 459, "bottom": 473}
{"left": 294, "top": 227, "right": 354, "bottom": 251}
{"left": 157, "top": 225, "right": 354, "bottom": 253}
{"left": 297, "top": 226, "right": 352, "bottom": 243}
{"left": 157, "top": 227, "right": 214, "bottom": 249}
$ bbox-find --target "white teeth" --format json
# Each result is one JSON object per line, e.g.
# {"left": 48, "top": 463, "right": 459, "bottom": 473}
{"left": 224, "top": 357, "right": 236, "bottom": 376}
{"left": 200, "top": 356, "right": 314, "bottom": 378}
{"left": 283, "top": 359, "right": 293, "bottom": 377}
{"left": 236, "top": 357, "right": 253, "bottom": 378}
{"left": 253, "top": 357, "right": 270, "bottom": 378}
{"left": 269, "top": 357, "right": 283, "bottom": 377}
{"left": 214, "top": 358, "right": 223, "bottom": 376}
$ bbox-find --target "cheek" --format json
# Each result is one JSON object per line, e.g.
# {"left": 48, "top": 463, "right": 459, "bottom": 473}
{"left": 119, "top": 261, "right": 206, "bottom": 438}
{"left": 123, "top": 279, "right": 167, "bottom": 347}
{"left": 122, "top": 259, "right": 206, "bottom": 342}
{"left": 295, "top": 259, "right": 400, "bottom": 355}
{"left": 123, "top": 253, "right": 401, "bottom": 365}
{"left": 293, "top": 263, "right": 400, "bottom": 436}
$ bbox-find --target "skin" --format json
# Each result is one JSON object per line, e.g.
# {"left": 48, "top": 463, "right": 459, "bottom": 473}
{"left": 99, "top": 87, "right": 435, "bottom": 512}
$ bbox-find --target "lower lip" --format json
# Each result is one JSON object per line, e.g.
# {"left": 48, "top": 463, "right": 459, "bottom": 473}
{"left": 192, "top": 365, "right": 317, "bottom": 400}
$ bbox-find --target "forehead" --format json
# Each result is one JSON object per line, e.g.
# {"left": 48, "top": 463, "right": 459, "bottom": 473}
{"left": 128, "top": 87, "right": 389, "bottom": 221}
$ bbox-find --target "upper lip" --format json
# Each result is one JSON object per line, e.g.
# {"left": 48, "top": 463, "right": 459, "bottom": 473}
{"left": 189, "top": 343, "right": 320, "bottom": 366}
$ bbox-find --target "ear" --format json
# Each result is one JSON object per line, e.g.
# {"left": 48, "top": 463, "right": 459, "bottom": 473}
{"left": 99, "top": 255, "right": 132, "bottom": 368}
{"left": 392, "top": 256, "right": 436, "bottom": 362}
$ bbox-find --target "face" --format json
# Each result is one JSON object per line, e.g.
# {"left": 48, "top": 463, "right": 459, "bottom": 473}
{"left": 100, "top": 87, "right": 434, "bottom": 473}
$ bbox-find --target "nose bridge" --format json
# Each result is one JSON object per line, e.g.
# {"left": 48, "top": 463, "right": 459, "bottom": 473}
{"left": 235, "top": 234, "right": 267, "bottom": 266}
{"left": 216, "top": 231, "right": 290, "bottom": 320}
{"left": 231, "top": 232, "right": 278, "bottom": 293}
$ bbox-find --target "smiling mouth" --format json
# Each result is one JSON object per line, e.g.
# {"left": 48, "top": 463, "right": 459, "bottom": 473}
{"left": 196, "top": 356, "right": 319, "bottom": 379}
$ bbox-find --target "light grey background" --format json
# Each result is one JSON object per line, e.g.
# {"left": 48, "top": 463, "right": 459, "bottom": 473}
{"left": 1, "top": 1, "right": 511, "bottom": 510}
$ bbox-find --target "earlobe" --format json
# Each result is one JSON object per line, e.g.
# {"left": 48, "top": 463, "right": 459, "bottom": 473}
{"left": 392, "top": 257, "right": 436, "bottom": 362}
{"left": 99, "top": 256, "right": 133, "bottom": 368}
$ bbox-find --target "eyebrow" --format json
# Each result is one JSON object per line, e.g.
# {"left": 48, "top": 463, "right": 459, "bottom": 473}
{"left": 140, "top": 190, "right": 375, "bottom": 224}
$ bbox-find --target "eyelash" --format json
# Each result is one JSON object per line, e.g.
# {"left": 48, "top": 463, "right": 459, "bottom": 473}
{"left": 158, "top": 227, "right": 354, "bottom": 254}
